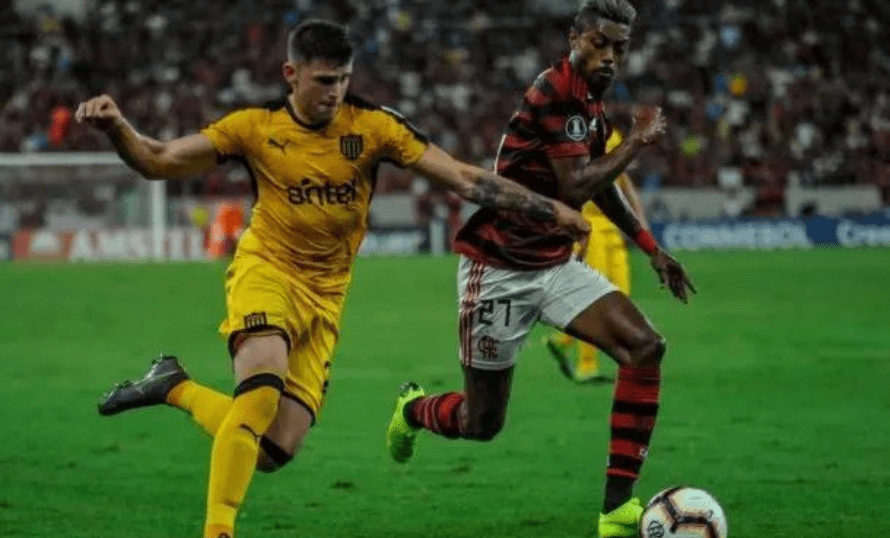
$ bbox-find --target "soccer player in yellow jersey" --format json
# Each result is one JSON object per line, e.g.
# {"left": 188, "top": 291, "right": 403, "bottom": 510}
{"left": 544, "top": 129, "right": 651, "bottom": 383}
{"left": 76, "top": 19, "right": 588, "bottom": 538}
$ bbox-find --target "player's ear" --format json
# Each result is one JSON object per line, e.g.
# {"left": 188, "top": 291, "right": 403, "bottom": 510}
{"left": 568, "top": 27, "right": 579, "bottom": 50}
{"left": 282, "top": 60, "right": 298, "bottom": 84}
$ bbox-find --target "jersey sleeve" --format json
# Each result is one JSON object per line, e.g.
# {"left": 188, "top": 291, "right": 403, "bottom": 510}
{"left": 524, "top": 73, "right": 589, "bottom": 159}
{"left": 377, "top": 106, "right": 429, "bottom": 167}
{"left": 201, "top": 109, "right": 262, "bottom": 158}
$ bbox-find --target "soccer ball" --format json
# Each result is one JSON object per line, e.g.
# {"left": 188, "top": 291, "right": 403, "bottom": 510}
{"left": 639, "top": 486, "right": 728, "bottom": 538}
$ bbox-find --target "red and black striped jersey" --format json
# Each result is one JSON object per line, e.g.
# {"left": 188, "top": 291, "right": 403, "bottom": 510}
{"left": 454, "top": 56, "right": 612, "bottom": 270}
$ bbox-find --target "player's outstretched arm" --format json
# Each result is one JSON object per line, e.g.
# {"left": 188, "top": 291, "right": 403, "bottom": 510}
{"left": 551, "top": 106, "right": 667, "bottom": 206}
{"left": 409, "top": 144, "right": 589, "bottom": 238}
{"left": 75, "top": 94, "right": 217, "bottom": 179}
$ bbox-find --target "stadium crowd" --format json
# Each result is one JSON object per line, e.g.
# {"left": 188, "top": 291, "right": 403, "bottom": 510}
{"left": 1, "top": 0, "right": 888, "bottom": 219}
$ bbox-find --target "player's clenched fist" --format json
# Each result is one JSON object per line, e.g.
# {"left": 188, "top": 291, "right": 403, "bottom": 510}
{"left": 75, "top": 94, "right": 124, "bottom": 132}
{"left": 629, "top": 105, "right": 667, "bottom": 146}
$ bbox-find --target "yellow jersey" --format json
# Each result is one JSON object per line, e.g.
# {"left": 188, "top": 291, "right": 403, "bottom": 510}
{"left": 582, "top": 129, "right": 628, "bottom": 234}
{"left": 202, "top": 95, "right": 428, "bottom": 283}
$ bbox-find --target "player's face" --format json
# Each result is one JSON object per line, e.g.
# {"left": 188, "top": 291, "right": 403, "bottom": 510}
{"left": 285, "top": 57, "right": 353, "bottom": 124}
{"left": 569, "top": 19, "right": 630, "bottom": 91}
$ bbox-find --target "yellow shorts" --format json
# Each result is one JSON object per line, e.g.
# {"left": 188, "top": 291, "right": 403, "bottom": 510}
{"left": 219, "top": 253, "right": 346, "bottom": 423}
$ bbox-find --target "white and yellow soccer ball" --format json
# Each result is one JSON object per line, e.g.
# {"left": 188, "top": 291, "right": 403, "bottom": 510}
{"left": 640, "top": 486, "right": 728, "bottom": 538}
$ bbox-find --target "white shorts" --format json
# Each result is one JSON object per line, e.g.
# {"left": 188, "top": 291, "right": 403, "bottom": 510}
{"left": 457, "top": 255, "right": 618, "bottom": 370}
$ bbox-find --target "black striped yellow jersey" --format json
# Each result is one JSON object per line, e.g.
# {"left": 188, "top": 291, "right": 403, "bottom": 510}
{"left": 202, "top": 94, "right": 428, "bottom": 280}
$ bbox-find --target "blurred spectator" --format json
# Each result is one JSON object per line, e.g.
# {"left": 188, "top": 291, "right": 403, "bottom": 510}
{"left": 48, "top": 102, "right": 73, "bottom": 147}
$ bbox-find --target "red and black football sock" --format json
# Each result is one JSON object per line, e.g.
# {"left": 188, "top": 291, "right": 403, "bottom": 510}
{"left": 406, "top": 392, "right": 467, "bottom": 439}
{"left": 603, "top": 365, "right": 661, "bottom": 513}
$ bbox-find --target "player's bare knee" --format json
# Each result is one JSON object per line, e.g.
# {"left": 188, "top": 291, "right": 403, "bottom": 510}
{"left": 256, "top": 436, "right": 295, "bottom": 473}
{"left": 629, "top": 334, "right": 666, "bottom": 367}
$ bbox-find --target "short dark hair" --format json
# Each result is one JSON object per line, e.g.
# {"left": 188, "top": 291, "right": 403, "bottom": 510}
{"left": 574, "top": 0, "right": 637, "bottom": 32}
{"left": 287, "top": 19, "right": 354, "bottom": 64}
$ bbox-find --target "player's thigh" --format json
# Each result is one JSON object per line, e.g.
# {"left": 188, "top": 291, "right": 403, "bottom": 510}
{"left": 232, "top": 333, "right": 290, "bottom": 382}
{"left": 457, "top": 257, "right": 542, "bottom": 371}
{"left": 221, "top": 254, "right": 298, "bottom": 379}
{"left": 565, "top": 292, "right": 662, "bottom": 366}
{"left": 260, "top": 315, "right": 336, "bottom": 459}
{"left": 281, "top": 312, "right": 338, "bottom": 427}
{"left": 539, "top": 259, "right": 659, "bottom": 365}
{"left": 539, "top": 258, "right": 617, "bottom": 333}
{"left": 222, "top": 254, "right": 339, "bottom": 419}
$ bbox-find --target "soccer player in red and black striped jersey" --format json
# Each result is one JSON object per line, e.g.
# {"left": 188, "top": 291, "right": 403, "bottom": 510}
{"left": 386, "top": 2, "right": 696, "bottom": 537}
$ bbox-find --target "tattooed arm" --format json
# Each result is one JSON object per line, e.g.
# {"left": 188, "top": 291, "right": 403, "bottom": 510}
{"left": 409, "top": 144, "right": 589, "bottom": 237}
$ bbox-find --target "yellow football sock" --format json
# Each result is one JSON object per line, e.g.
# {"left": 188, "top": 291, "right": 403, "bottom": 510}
{"left": 167, "top": 380, "right": 233, "bottom": 437}
{"left": 204, "top": 381, "right": 281, "bottom": 538}
{"left": 576, "top": 342, "right": 600, "bottom": 378}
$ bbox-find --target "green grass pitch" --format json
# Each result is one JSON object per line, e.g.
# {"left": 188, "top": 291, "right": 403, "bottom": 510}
{"left": 1, "top": 248, "right": 888, "bottom": 537}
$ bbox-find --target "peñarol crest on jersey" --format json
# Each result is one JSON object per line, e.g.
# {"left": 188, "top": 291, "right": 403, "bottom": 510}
{"left": 339, "top": 135, "right": 363, "bottom": 160}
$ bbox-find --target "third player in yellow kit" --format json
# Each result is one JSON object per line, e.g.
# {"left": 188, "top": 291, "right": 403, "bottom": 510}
{"left": 545, "top": 129, "right": 650, "bottom": 382}
{"left": 80, "top": 19, "right": 588, "bottom": 538}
